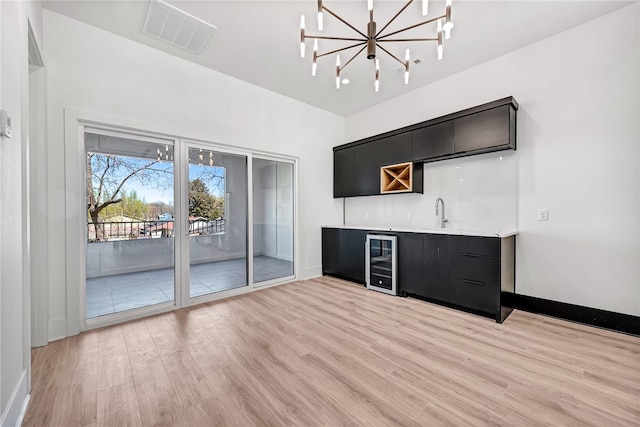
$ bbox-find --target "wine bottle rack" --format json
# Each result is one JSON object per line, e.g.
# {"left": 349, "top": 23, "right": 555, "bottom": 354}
{"left": 380, "top": 162, "right": 414, "bottom": 194}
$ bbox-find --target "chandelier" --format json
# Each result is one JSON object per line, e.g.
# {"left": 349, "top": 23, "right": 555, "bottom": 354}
{"left": 299, "top": 0, "right": 454, "bottom": 91}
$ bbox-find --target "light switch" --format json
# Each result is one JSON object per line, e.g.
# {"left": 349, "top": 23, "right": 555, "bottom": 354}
{"left": 538, "top": 209, "right": 549, "bottom": 221}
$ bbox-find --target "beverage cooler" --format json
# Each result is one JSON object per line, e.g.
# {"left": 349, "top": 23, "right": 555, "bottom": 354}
{"left": 365, "top": 234, "right": 397, "bottom": 296}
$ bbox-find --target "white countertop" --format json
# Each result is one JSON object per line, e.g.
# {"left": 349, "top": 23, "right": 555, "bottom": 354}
{"left": 323, "top": 225, "right": 517, "bottom": 238}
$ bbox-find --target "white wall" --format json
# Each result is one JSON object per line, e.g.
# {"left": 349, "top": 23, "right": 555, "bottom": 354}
{"left": 42, "top": 10, "right": 344, "bottom": 340}
{"left": 346, "top": 4, "right": 640, "bottom": 316}
{"left": 0, "top": 0, "right": 43, "bottom": 425}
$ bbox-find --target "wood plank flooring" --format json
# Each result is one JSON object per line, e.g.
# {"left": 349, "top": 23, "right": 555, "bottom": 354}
{"left": 24, "top": 277, "right": 640, "bottom": 426}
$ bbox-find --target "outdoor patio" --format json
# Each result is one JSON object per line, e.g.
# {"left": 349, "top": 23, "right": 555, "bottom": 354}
{"left": 86, "top": 255, "right": 293, "bottom": 318}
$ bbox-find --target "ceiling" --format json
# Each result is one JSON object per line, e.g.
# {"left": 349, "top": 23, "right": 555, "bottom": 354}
{"left": 42, "top": 0, "right": 633, "bottom": 117}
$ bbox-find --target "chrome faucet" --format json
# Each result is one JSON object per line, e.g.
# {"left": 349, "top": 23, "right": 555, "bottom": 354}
{"left": 435, "top": 197, "right": 448, "bottom": 228}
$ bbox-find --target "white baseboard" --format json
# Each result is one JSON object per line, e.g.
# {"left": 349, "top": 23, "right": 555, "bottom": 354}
{"left": 301, "top": 265, "right": 322, "bottom": 280}
{"left": 48, "top": 317, "right": 67, "bottom": 341}
{"left": 1, "top": 369, "right": 29, "bottom": 427}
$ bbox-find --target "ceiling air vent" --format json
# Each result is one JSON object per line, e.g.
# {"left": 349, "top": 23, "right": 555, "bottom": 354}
{"left": 142, "top": 0, "right": 217, "bottom": 55}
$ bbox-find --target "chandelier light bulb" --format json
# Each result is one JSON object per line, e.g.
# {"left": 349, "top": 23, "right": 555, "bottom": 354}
{"left": 317, "top": 0, "right": 324, "bottom": 31}
{"left": 422, "top": 0, "right": 429, "bottom": 16}
{"left": 405, "top": 48, "right": 410, "bottom": 62}
{"left": 368, "top": 0, "right": 373, "bottom": 12}
{"left": 300, "top": 15, "right": 306, "bottom": 58}
{"left": 375, "top": 58, "right": 380, "bottom": 71}
{"left": 444, "top": 27, "right": 451, "bottom": 40}
{"left": 404, "top": 70, "right": 409, "bottom": 85}
{"left": 312, "top": 40, "right": 318, "bottom": 76}
{"left": 437, "top": 43, "right": 443, "bottom": 60}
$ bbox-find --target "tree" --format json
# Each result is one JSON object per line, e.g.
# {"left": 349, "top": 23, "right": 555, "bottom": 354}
{"left": 189, "top": 178, "right": 224, "bottom": 219}
{"left": 101, "top": 189, "right": 148, "bottom": 219}
{"left": 87, "top": 153, "right": 172, "bottom": 241}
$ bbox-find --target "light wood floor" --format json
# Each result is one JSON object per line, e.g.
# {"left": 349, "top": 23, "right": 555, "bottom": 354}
{"left": 24, "top": 277, "right": 640, "bottom": 426}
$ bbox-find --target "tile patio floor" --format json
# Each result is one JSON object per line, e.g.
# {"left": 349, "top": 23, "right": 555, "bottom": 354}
{"left": 86, "top": 255, "right": 293, "bottom": 318}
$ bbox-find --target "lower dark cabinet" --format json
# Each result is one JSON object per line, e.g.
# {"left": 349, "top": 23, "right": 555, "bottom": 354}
{"left": 424, "top": 234, "right": 451, "bottom": 302}
{"left": 321, "top": 228, "right": 367, "bottom": 284}
{"left": 322, "top": 227, "right": 516, "bottom": 323}
{"left": 450, "top": 278, "right": 500, "bottom": 314}
{"left": 397, "top": 233, "right": 425, "bottom": 296}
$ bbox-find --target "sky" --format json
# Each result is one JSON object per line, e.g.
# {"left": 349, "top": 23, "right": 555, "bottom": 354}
{"left": 89, "top": 154, "right": 225, "bottom": 206}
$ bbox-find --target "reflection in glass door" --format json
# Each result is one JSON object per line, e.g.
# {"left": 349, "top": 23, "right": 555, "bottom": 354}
{"left": 188, "top": 147, "right": 247, "bottom": 298}
{"left": 85, "top": 132, "right": 175, "bottom": 318}
{"left": 252, "top": 158, "right": 294, "bottom": 284}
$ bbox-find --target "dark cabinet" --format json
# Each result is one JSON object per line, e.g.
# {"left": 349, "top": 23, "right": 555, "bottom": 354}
{"left": 453, "top": 105, "right": 515, "bottom": 154}
{"left": 322, "top": 228, "right": 515, "bottom": 323}
{"left": 397, "top": 233, "right": 425, "bottom": 297}
{"left": 424, "top": 234, "right": 451, "bottom": 302}
{"left": 449, "top": 235, "right": 511, "bottom": 321}
{"left": 412, "top": 121, "right": 454, "bottom": 161}
{"left": 333, "top": 148, "right": 353, "bottom": 198}
{"left": 380, "top": 132, "right": 412, "bottom": 166}
{"left": 333, "top": 141, "right": 380, "bottom": 198}
{"left": 333, "top": 97, "right": 518, "bottom": 198}
{"left": 321, "top": 228, "right": 367, "bottom": 284}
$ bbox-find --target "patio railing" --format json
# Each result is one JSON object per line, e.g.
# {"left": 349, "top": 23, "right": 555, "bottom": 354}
{"left": 87, "top": 219, "right": 225, "bottom": 242}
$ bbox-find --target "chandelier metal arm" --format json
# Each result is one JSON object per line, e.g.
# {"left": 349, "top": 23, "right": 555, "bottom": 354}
{"left": 378, "top": 38, "right": 438, "bottom": 42}
{"left": 378, "top": 14, "right": 446, "bottom": 40}
{"left": 322, "top": 5, "right": 367, "bottom": 39}
{"left": 317, "top": 42, "right": 367, "bottom": 59}
{"left": 375, "top": 0, "right": 414, "bottom": 39}
{"left": 305, "top": 34, "right": 366, "bottom": 42}
{"left": 339, "top": 45, "right": 368, "bottom": 72}
{"left": 376, "top": 43, "right": 406, "bottom": 68}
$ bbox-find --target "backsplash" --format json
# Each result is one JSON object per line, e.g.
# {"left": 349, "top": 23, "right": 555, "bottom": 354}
{"left": 344, "top": 151, "right": 517, "bottom": 232}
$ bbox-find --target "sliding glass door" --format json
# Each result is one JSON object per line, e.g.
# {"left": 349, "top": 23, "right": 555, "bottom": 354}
{"left": 83, "top": 128, "right": 294, "bottom": 323}
{"left": 85, "top": 131, "right": 176, "bottom": 318}
{"left": 187, "top": 146, "right": 248, "bottom": 298}
{"left": 252, "top": 157, "right": 295, "bottom": 285}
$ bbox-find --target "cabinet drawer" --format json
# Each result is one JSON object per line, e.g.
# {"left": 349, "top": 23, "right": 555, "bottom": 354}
{"left": 450, "top": 253, "right": 500, "bottom": 287}
{"left": 450, "top": 236, "right": 499, "bottom": 257}
{"left": 450, "top": 278, "right": 499, "bottom": 314}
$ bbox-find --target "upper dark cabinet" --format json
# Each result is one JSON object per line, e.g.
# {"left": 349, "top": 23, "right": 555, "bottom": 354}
{"left": 454, "top": 105, "right": 515, "bottom": 154}
{"left": 352, "top": 141, "right": 380, "bottom": 196}
{"left": 333, "top": 140, "right": 380, "bottom": 198}
{"left": 333, "top": 97, "right": 518, "bottom": 198}
{"left": 412, "top": 121, "right": 454, "bottom": 161}
{"left": 333, "top": 147, "right": 354, "bottom": 198}
{"left": 380, "top": 132, "right": 412, "bottom": 166}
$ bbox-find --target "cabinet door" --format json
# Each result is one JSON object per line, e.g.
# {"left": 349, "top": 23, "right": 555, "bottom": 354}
{"left": 352, "top": 141, "right": 381, "bottom": 196}
{"left": 380, "top": 132, "right": 412, "bottom": 166}
{"left": 412, "top": 121, "right": 454, "bottom": 161}
{"left": 340, "top": 229, "right": 367, "bottom": 283}
{"left": 424, "top": 234, "right": 451, "bottom": 302}
{"left": 454, "top": 105, "right": 511, "bottom": 154}
{"left": 333, "top": 148, "right": 354, "bottom": 198}
{"left": 397, "top": 233, "right": 425, "bottom": 296}
{"left": 321, "top": 228, "right": 342, "bottom": 276}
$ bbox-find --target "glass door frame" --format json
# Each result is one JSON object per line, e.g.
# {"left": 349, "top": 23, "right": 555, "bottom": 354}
{"left": 179, "top": 139, "right": 254, "bottom": 306}
{"left": 71, "top": 116, "right": 299, "bottom": 332}
{"left": 251, "top": 154, "right": 297, "bottom": 288}
{"left": 81, "top": 124, "right": 182, "bottom": 330}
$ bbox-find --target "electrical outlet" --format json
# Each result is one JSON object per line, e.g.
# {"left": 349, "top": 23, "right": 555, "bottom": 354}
{"left": 404, "top": 211, "right": 411, "bottom": 219}
{"left": 538, "top": 209, "right": 549, "bottom": 221}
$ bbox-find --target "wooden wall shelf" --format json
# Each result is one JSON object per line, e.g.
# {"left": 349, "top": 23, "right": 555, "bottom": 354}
{"left": 381, "top": 162, "right": 413, "bottom": 194}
